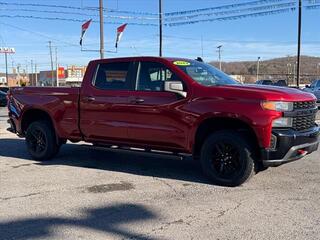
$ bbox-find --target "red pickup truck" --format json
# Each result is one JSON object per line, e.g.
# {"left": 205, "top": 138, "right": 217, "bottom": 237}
{"left": 7, "top": 57, "right": 320, "bottom": 186}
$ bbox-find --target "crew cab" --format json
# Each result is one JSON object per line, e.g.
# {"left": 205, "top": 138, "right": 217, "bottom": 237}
{"left": 7, "top": 57, "right": 320, "bottom": 186}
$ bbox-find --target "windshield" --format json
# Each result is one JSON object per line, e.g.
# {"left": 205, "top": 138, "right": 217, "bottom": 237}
{"left": 172, "top": 60, "right": 239, "bottom": 86}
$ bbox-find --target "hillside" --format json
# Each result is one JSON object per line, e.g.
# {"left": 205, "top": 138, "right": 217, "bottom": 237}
{"left": 210, "top": 56, "right": 320, "bottom": 83}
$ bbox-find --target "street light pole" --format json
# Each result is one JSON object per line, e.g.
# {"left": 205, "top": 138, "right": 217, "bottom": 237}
{"left": 256, "top": 57, "right": 261, "bottom": 81}
{"left": 99, "top": 0, "right": 104, "bottom": 59}
{"left": 296, "top": 0, "right": 302, "bottom": 88}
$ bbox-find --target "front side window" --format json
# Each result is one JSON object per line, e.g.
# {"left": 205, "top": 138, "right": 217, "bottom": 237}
{"left": 137, "top": 62, "right": 179, "bottom": 91}
{"left": 93, "top": 62, "right": 133, "bottom": 90}
{"left": 172, "top": 60, "right": 238, "bottom": 87}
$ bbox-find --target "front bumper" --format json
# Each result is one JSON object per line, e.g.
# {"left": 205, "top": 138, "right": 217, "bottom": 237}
{"left": 262, "top": 126, "right": 320, "bottom": 167}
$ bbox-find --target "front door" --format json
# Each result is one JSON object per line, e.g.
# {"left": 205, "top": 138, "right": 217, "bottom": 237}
{"left": 126, "top": 61, "right": 190, "bottom": 151}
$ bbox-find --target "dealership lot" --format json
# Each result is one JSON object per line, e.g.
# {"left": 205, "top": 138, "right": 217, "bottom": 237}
{"left": 0, "top": 107, "right": 319, "bottom": 240}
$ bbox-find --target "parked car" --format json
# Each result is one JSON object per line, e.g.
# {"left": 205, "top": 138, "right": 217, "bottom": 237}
{"left": 0, "top": 87, "right": 9, "bottom": 93}
{"left": 274, "top": 80, "right": 288, "bottom": 87}
{"left": 255, "top": 79, "right": 273, "bottom": 85}
{"left": 0, "top": 90, "right": 7, "bottom": 106}
{"left": 303, "top": 80, "right": 320, "bottom": 107}
{"left": 7, "top": 57, "right": 320, "bottom": 186}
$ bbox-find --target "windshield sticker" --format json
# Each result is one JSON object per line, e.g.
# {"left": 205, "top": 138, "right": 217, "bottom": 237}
{"left": 173, "top": 61, "right": 191, "bottom": 66}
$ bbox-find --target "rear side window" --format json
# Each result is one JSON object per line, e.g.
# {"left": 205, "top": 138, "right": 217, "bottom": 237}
{"left": 137, "top": 62, "right": 179, "bottom": 91}
{"left": 93, "top": 62, "right": 133, "bottom": 90}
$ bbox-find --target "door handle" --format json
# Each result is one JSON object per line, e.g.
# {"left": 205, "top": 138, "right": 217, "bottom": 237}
{"left": 83, "top": 96, "right": 95, "bottom": 102}
{"left": 135, "top": 98, "right": 144, "bottom": 103}
{"left": 132, "top": 98, "right": 144, "bottom": 104}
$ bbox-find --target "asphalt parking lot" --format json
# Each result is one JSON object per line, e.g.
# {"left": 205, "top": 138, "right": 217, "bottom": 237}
{"left": 0, "top": 106, "right": 319, "bottom": 240}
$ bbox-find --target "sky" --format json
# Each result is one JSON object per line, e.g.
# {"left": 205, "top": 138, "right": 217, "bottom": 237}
{"left": 0, "top": 0, "right": 319, "bottom": 72}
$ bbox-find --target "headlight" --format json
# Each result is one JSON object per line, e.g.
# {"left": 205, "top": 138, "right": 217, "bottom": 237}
{"left": 272, "top": 117, "right": 293, "bottom": 127}
{"left": 261, "top": 101, "right": 293, "bottom": 112}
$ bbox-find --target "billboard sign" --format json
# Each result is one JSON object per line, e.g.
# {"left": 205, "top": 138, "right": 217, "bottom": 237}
{"left": 58, "top": 67, "right": 65, "bottom": 79}
{"left": 0, "top": 47, "right": 16, "bottom": 54}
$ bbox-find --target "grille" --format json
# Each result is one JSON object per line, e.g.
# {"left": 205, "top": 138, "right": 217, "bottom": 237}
{"left": 292, "top": 101, "right": 317, "bottom": 131}
{"left": 293, "top": 101, "right": 316, "bottom": 110}
{"left": 293, "top": 115, "right": 316, "bottom": 131}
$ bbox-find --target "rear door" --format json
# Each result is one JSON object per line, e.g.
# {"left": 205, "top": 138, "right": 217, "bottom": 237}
{"left": 126, "top": 60, "right": 190, "bottom": 150}
{"left": 80, "top": 60, "right": 136, "bottom": 143}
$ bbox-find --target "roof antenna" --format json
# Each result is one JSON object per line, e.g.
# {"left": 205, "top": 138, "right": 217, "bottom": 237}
{"left": 196, "top": 57, "right": 203, "bottom": 62}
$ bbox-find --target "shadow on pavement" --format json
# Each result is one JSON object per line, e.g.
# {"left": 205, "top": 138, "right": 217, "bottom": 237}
{"left": 0, "top": 203, "right": 158, "bottom": 240}
{"left": 0, "top": 138, "right": 210, "bottom": 184}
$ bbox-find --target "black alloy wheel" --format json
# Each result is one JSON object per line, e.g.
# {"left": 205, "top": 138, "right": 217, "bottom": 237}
{"left": 26, "top": 121, "right": 59, "bottom": 160}
{"left": 200, "top": 130, "right": 256, "bottom": 187}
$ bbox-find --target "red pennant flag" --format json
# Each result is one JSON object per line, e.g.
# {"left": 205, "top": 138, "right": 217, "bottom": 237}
{"left": 80, "top": 19, "right": 92, "bottom": 46}
{"left": 115, "top": 23, "right": 127, "bottom": 48}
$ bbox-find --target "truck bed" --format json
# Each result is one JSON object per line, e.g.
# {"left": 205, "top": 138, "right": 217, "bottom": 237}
{"left": 9, "top": 86, "right": 82, "bottom": 140}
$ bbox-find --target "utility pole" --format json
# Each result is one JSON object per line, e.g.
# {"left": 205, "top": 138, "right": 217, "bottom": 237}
{"left": 48, "top": 41, "right": 54, "bottom": 86}
{"left": 296, "top": 0, "right": 302, "bottom": 88}
{"left": 31, "top": 60, "right": 34, "bottom": 86}
{"left": 287, "top": 63, "right": 291, "bottom": 84}
{"left": 35, "top": 62, "right": 38, "bottom": 86}
{"left": 17, "top": 64, "right": 20, "bottom": 86}
{"left": 256, "top": 57, "right": 261, "bottom": 81}
{"left": 159, "top": 0, "right": 163, "bottom": 57}
{"left": 99, "top": 0, "right": 104, "bottom": 59}
{"left": 4, "top": 52, "right": 8, "bottom": 85}
{"left": 0, "top": 47, "right": 15, "bottom": 85}
{"left": 217, "top": 45, "right": 222, "bottom": 70}
{"left": 293, "top": 62, "right": 297, "bottom": 82}
{"left": 55, "top": 47, "right": 59, "bottom": 87}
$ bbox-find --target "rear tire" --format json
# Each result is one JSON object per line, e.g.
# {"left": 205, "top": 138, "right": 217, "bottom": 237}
{"left": 200, "top": 130, "right": 256, "bottom": 187}
{"left": 25, "top": 121, "right": 59, "bottom": 161}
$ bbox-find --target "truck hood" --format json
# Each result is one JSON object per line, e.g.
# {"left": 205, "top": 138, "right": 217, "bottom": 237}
{"left": 211, "top": 84, "right": 317, "bottom": 102}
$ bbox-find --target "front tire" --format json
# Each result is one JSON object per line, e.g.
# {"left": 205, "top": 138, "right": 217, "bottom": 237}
{"left": 25, "top": 121, "right": 59, "bottom": 161}
{"left": 200, "top": 130, "right": 256, "bottom": 187}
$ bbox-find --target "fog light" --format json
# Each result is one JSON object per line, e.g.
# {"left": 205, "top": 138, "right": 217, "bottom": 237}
{"left": 272, "top": 117, "right": 293, "bottom": 128}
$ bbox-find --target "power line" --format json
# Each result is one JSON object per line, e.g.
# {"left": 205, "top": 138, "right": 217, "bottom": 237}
{"left": 0, "top": 14, "right": 158, "bottom": 26}
{"left": 0, "top": 1, "right": 157, "bottom": 16}
{"left": 165, "top": 0, "right": 287, "bottom": 16}
{"left": 0, "top": 0, "right": 293, "bottom": 17}
{"left": 0, "top": 7, "right": 159, "bottom": 21}
{"left": 167, "top": 7, "right": 296, "bottom": 26}
{"left": 305, "top": 4, "right": 320, "bottom": 9}
{"left": 165, "top": 2, "right": 296, "bottom": 21}
{"left": 0, "top": 1, "right": 91, "bottom": 11}
{"left": 0, "top": 6, "right": 297, "bottom": 28}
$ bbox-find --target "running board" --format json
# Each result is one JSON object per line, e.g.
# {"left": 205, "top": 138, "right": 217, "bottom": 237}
{"left": 81, "top": 144, "right": 193, "bottom": 160}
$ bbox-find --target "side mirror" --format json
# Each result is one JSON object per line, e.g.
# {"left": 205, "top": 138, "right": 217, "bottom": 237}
{"left": 305, "top": 85, "right": 310, "bottom": 88}
{"left": 164, "top": 81, "right": 187, "bottom": 98}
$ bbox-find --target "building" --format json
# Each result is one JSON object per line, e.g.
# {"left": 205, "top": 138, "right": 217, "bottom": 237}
{"left": 65, "top": 65, "right": 86, "bottom": 86}
{"left": 0, "top": 73, "right": 30, "bottom": 87}
{"left": 0, "top": 76, "right": 6, "bottom": 85}
{"left": 38, "top": 66, "right": 86, "bottom": 87}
